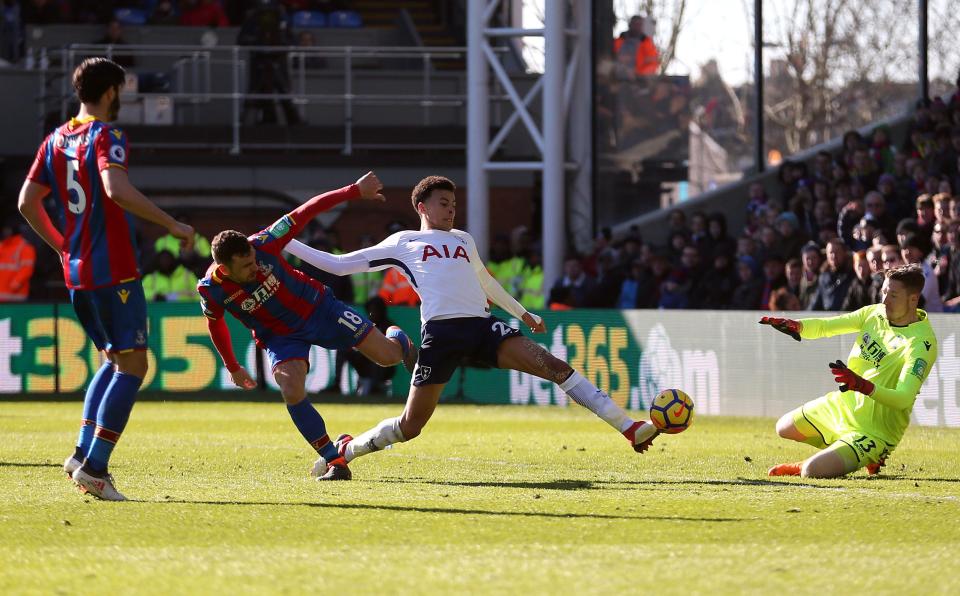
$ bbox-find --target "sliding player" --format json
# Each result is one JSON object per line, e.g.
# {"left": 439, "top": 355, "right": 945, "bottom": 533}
{"left": 19, "top": 57, "right": 195, "bottom": 500}
{"left": 761, "top": 264, "right": 937, "bottom": 478}
{"left": 199, "top": 172, "right": 417, "bottom": 481}
{"left": 285, "top": 175, "right": 661, "bottom": 474}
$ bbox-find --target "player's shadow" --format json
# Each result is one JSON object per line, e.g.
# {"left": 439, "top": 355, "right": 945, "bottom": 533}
{"left": 872, "top": 476, "right": 960, "bottom": 483}
{"left": 375, "top": 478, "right": 598, "bottom": 491}
{"left": 375, "top": 476, "right": 839, "bottom": 491}
{"left": 151, "top": 499, "right": 747, "bottom": 522}
{"left": 0, "top": 461, "right": 61, "bottom": 469}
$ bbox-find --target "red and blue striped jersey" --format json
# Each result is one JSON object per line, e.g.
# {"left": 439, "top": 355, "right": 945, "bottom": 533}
{"left": 197, "top": 215, "right": 328, "bottom": 344}
{"left": 26, "top": 116, "right": 139, "bottom": 290}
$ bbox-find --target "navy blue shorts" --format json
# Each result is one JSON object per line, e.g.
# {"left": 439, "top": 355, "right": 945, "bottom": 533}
{"left": 264, "top": 290, "right": 373, "bottom": 371}
{"left": 413, "top": 316, "right": 522, "bottom": 386}
{"left": 69, "top": 279, "right": 148, "bottom": 353}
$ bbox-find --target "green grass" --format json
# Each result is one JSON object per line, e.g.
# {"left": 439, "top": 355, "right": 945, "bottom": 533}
{"left": 1, "top": 402, "right": 959, "bottom": 595}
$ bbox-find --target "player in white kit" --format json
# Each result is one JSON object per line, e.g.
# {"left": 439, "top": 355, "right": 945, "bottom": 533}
{"left": 285, "top": 175, "right": 660, "bottom": 473}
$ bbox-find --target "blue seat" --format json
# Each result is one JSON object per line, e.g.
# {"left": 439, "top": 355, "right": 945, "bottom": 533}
{"left": 328, "top": 10, "right": 362, "bottom": 28}
{"left": 292, "top": 11, "right": 327, "bottom": 28}
{"left": 114, "top": 8, "right": 148, "bottom": 26}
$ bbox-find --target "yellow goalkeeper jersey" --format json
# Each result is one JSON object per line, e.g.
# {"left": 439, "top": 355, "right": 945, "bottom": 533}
{"left": 799, "top": 304, "right": 937, "bottom": 446}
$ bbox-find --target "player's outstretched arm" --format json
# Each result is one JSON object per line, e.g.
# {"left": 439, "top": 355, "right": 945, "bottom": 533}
{"left": 17, "top": 180, "right": 63, "bottom": 253}
{"left": 464, "top": 233, "right": 545, "bottom": 333}
{"left": 283, "top": 171, "right": 385, "bottom": 240}
{"left": 794, "top": 306, "right": 872, "bottom": 340}
{"left": 101, "top": 168, "right": 194, "bottom": 251}
{"left": 285, "top": 236, "right": 400, "bottom": 276}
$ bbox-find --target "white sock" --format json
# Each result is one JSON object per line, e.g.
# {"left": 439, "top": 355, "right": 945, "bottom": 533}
{"left": 559, "top": 371, "right": 635, "bottom": 433}
{"left": 345, "top": 417, "right": 406, "bottom": 463}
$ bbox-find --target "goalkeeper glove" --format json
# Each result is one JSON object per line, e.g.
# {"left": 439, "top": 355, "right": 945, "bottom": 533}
{"left": 829, "top": 360, "right": 874, "bottom": 395}
{"left": 758, "top": 316, "right": 801, "bottom": 341}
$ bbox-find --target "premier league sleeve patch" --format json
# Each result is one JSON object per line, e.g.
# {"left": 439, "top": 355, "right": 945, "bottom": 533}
{"left": 909, "top": 358, "right": 928, "bottom": 380}
{"left": 268, "top": 215, "right": 293, "bottom": 239}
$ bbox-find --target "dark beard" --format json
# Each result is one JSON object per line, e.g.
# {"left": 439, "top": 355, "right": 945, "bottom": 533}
{"left": 107, "top": 94, "right": 120, "bottom": 121}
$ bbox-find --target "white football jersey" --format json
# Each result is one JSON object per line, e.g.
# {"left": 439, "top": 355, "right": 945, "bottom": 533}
{"left": 285, "top": 228, "right": 528, "bottom": 324}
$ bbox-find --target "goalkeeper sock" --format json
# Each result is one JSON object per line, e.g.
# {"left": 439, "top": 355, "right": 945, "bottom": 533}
{"left": 287, "top": 399, "right": 340, "bottom": 464}
{"left": 76, "top": 361, "right": 114, "bottom": 458}
{"left": 86, "top": 372, "right": 142, "bottom": 472}
{"left": 559, "top": 371, "right": 635, "bottom": 433}
{"left": 345, "top": 417, "right": 405, "bottom": 462}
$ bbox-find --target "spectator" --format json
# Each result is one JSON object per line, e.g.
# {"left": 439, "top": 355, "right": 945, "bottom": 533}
{"left": 942, "top": 220, "right": 960, "bottom": 310}
{"left": 677, "top": 245, "right": 705, "bottom": 308}
{"left": 706, "top": 212, "right": 734, "bottom": 259}
{"left": 812, "top": 150, "right": 833, "bottom": 182}
{"left": 150, "top": 0, "right": 179, "bottom": 25}
{"left": 699, "top": 251, "right": 736, "bottom": 309}
{"left": 658, "top": 269, "right": 688, "bottom": 309}
{"left": 900, "top": 233, "right": 943, "bottom": 312}
{"left": 587, "top": 250, "right": 624, "bottom": 308}
{"left": 809, "top": 239, "right": 853, "bottom": 311}
{"left": 350, "top": 234, "right": 384, "bottom": 306}
{"left": 180, "top": 0, "right": 229, "bottom": 27}
{"left": 616, "top": 258, "right": 652, "bottom": 309}
{"left": 916, "top": 193, "right": 936, "bottom": 240}
{"left": 96, "top": 19, "right": 135, "bottom": 68}
{"left": 666, "top": 230, "right": 688, "bottom": 267}
{"left": 774, "top": 212, "right": 805, "bottom": 262}
{"left": 689, "top": 211, "right": 709, "bottom": 255}
{"left": 238, "top": 0, "right": 301, "bottom": 125}
{"left": 756, "top": 225, "right": 780, "bottom": 263}
{"left": 0, "top": 220, "right": 36, "bottom": 302}
{"left": 758, "top": 255, "right": 786, "bottom": 311}
{"left": 518, "top": 249, "right": 545, "bottom": 311}
{"left": 154, "top": 213, "right": 211, "bottom": 276}
{"left": 667, "top": 209, "right": 688, "bottom": 237}
{"left": 867, "top": 246, "right": 886, "bottom": 303}
{"left": 613, "top": 15, "right": 659, "bottom": 76}
{"left": 842, "top": 250, "right": 874, "bottom": 311}
{"left": 730, "top": 255, "right": 762, "bottom": 310}
{"left": 933, "top": 192, "right": 951, "bottom": 225}
{"left": 784, "top": 257, "right": 803, "bottom": 298}
{"left": 142, "top": 250, "right": 199, "bottom": 302}
{"left": 863, "top": 190, "right": 897, "bottom": 240}
{"left": 21, "top": 0, "right": 60, "bottom": 24}
{"left": 870, "top": 125, "right": 895, "bottom": 173}
{"left": 797, "top": 242, "right": 823, "bottom": 308}
{"left": 768, "top": 286, "right": 802, "bottom": 311}
{"left": 378, "top": 267, "right": 418, "bottom": 306}
{"left": 549, "top": 257, "right": 595, "bottom": 308}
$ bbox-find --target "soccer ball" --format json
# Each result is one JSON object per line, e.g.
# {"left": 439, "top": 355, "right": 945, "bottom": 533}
{"left": 649, "top": 389, "right": 694, "bottom": 434}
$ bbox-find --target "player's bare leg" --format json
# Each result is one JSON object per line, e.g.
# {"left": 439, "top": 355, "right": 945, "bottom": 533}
{"left": 275, "top": 360, "right": 350, "bottom": 480}
{"left": 338, "top": 383, "right": 446, "bottom": 463}
{"left": 769, "top": 406, "right": 828, "bottom": 476}
{"left": 800, "top": 442, "right": 860, "bottom": 478}
{"left": 354, "top": 326, "right": 418, "bottom": 373}
{"left": 495, "top": 336, "right": 658, "bottom": 453}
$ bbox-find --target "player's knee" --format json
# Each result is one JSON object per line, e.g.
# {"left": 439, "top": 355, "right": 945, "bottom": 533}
{"left": 115, "top": 351, "right": 148, "bottom": 379}
{"left": 775, "top": 415, "right": 795, "bottom": 439}
{"left": 800, "top": 459, "right": 830, "bottom": 479}
{"left": 280, "top": 386, "right": 307, "bottom": 405}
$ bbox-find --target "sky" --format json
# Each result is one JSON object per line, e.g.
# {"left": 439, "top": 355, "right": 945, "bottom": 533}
{"left": 521, "top": 0, "right": 954, "bottom": 88}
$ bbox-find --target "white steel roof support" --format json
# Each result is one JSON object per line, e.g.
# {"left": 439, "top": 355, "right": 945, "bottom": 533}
{"left": 466, "top": 0, "right": 592, "bottom": 293}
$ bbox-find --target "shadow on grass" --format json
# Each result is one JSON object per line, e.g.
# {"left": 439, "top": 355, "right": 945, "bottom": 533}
{"left": 873, "top": 476, "right": 960, "bottom": 483}
{"left": 147, "top": 498, "right": 747, "bottom": 522}
{"left": 0, "top": 461, "right": 61, "bottom": 469}
{"left": 371, "top": 476, "right": 840, "bottom": 491}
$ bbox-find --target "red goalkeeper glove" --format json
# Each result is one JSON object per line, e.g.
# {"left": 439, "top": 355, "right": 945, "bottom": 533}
{"left": 829, "top": 360, "right": 874, "bottom": 395}
{"left": 758, "top": 316, "right": 801, "bottom": 341}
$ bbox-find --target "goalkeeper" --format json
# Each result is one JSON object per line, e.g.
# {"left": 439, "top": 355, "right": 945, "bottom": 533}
{"left": 759, "top": 264, "right": 937, "bottom": 478}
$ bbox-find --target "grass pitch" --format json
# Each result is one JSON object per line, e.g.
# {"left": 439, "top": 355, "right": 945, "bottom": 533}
{"left": 2, "top": 401, "right": 959, "bottom": 595}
